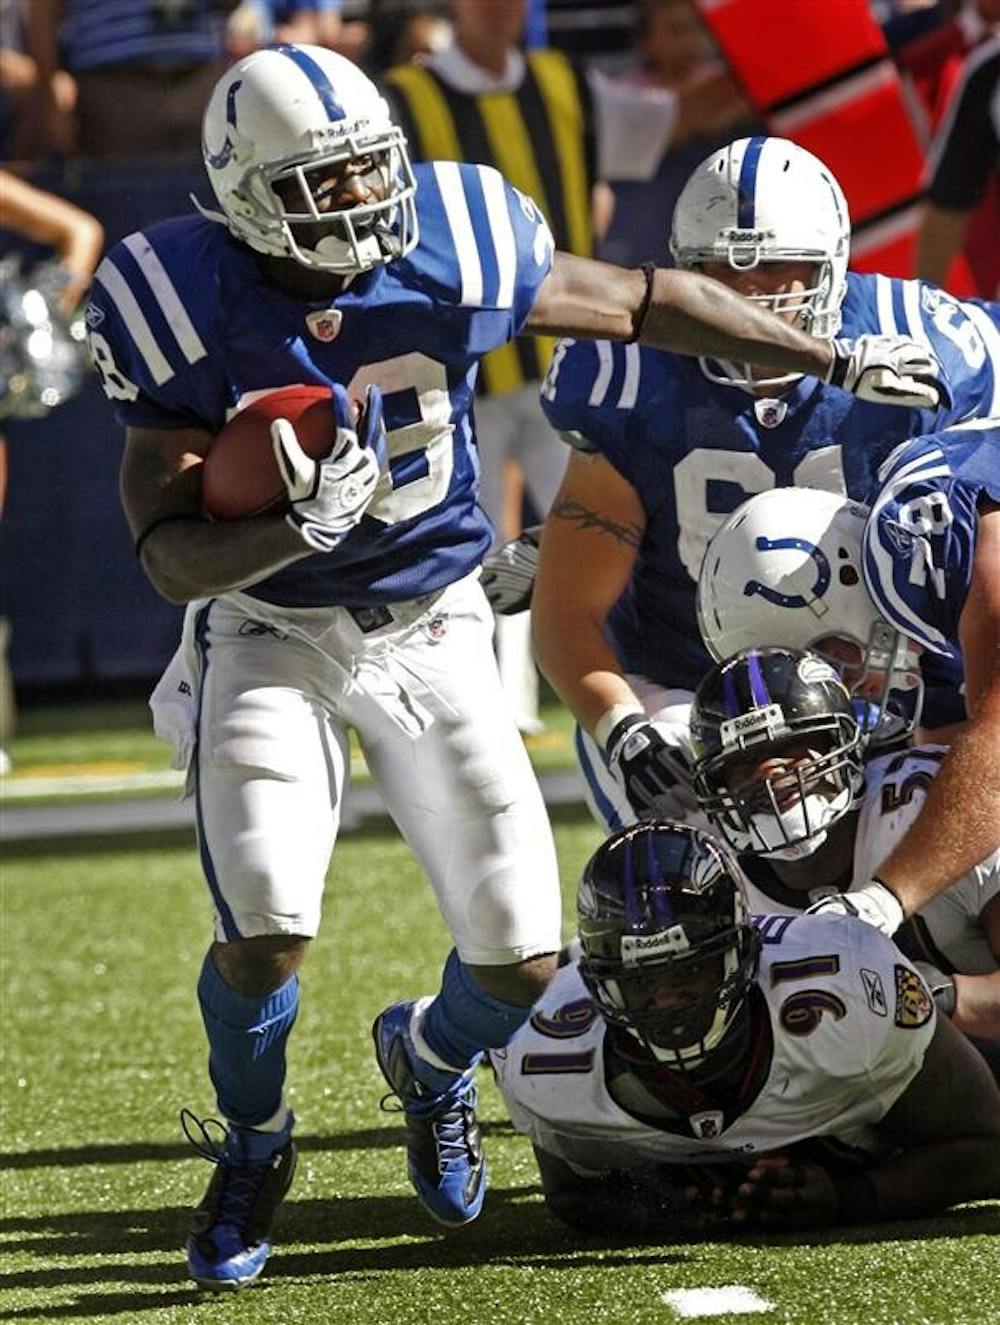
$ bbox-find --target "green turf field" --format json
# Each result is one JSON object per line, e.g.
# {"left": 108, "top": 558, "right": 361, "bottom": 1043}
{"left": 3, "top": 818, "right": 998, "bottom": 1325}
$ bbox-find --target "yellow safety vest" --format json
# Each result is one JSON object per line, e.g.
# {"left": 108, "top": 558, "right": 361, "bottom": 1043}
{"left": 384, "top": 50, "right": 593, "bottom": 395}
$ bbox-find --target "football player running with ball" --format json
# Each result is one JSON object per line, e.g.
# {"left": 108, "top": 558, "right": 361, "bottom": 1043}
{"left": 85, "top": 48, "right": 950, "bottom": 1290}
{"left": 493, "top": 821, "right": 1000, "bottom": 1235}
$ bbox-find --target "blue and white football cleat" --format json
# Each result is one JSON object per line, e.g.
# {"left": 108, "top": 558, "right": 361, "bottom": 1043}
{"left": 181, "top": 1108, "right": 297, "bottom": 1291}
{"left": 373, "top": 1001, "right": 486, "bottom": 1227}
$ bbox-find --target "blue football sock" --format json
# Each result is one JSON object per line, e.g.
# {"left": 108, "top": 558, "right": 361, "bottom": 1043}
{"left": 416, "top": 949, "right": 532, "bottom": 1091}
{"left": 197, "top": 951, "right": 299, "bottom": 1129}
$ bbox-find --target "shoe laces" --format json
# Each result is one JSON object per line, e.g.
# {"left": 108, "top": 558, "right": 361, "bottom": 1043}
{"left": 430, "top": 1090, "right": 479, "bottom": 1174}
{"left": 181, "top": 1108, "right": 274, "bottom": 1231}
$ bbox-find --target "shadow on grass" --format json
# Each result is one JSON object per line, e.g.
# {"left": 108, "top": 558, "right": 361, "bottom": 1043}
{"left": 0, "top": 1118, "right": 517, "bottom": 1170}
{"left": 1, "top": 1182, "right": 693, "bottom": 1319}
{"left": 3, "top": 1165, "right": 999, "bottom": 1321}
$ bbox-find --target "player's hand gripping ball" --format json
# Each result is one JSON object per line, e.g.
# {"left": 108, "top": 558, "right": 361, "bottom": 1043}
{"left": 202, "top": 382, "right": 388, "bottom": 552}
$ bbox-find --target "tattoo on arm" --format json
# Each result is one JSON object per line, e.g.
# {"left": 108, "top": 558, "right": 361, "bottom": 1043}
{"left": 551, "top": 499, "right": 643, "bottom": 550}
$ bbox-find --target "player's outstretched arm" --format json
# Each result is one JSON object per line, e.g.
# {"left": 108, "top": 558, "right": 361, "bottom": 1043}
{"left": 526, "top": 254, "right": 947, "bottom": 408}
{"left": 120, "top": 425, "right": 314, "bottom": 604}
{"left": 876, "top": 505, "right": 1000, "bottom": 919}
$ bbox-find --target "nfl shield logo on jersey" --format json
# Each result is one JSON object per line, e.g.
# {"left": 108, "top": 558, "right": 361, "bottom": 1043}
{"left": 306, "top": 309, "right": 343, "bottom": 342}
{"left": 689, "top": 1110, "right": 724, "bottom": 1139}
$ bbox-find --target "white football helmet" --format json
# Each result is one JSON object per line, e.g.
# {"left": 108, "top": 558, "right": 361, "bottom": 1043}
{"left": 696, "top": 488, "right": 924, "bottom": 739}
{"left": 196, "top": 44, "right": 418, "bottom": 274}
{"left": 669, "top": 136, "right": 850, "bottom": 388}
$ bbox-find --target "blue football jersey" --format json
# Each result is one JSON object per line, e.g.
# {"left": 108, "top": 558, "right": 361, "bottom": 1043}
{"left": 864, "top": 420, "right": 1000, "bottom": 657}
{"left": 85, "top": 161, "right": 555, "bottom": 607}
{"left": 540, "top": 272, "right": 1000, "bottom": 692}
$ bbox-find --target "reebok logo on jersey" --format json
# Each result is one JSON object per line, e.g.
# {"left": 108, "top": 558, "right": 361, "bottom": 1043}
{"left": 894, "top": 964, "right": 933, "bottom": 1028}
{"left": 860, "top": 967, "right": 887, "bottom": 1017}
{"left": 882, "top": 520, "right": 916, "bottom": 556}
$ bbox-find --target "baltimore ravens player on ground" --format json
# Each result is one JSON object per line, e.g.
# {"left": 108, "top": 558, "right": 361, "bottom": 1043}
{"left": 698, "top": 423, "right": 1000, "bottom": 941}
{"left": 493, "top": 821, "right": 1000, "bottom": 1235}
{"left": 516, "top": 137, "right": 998, "bottom": 835}
{"left": 84, "top": 48, "right": 951, "bottom": 1291}
{"left": 688, "top": 647, "right": 1000, "bottom": 1067}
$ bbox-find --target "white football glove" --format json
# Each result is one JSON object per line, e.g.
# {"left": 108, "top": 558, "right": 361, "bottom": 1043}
{"left": 826, "top": 335, "right": 951, "bottom": 410}
{"left": 272, "top": 382, "right": 387, "bottom": 552}
{"left": 805, "top": 878, "right": 905, "bottom": 937}
{"left": 481, "top": 525, "right": 542, "bottom": 615}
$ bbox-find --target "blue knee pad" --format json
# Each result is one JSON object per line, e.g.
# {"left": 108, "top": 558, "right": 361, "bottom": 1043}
{"left": 420, "top": 949, "right": 532, "bottom": 1074}
{"left": 197, "top": 952, "right": 298, "bottom": 1128}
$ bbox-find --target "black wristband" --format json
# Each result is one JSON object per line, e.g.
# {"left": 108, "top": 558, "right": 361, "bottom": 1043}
{"left": 832, "top": 1169, "right": 879, "bottom": 1225}
{"left": 604, "top": 711, "right": 647, "bottom": 757}
{"left": 871, "top": 874, "right": 906, "bottom": 914}
{"left": 825, "top": 338, "right": 846, "bottom": 387}
{"left": 134, "top": 513, "right": 198, "bottom": 558}
{"left": 626, "top": 263, "right": 657, "bottom": 344}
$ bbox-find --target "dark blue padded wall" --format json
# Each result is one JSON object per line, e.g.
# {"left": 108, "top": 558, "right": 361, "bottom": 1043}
{"left": 1, "top": 159, "right": 207, "bottom": 688}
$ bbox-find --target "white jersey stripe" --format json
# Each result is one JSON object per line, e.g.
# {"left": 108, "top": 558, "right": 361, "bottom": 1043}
{"left": 588, "top": 341, "right": 614, "bottom": 407}
{"left": 123, "top": 232, "right": 207, "bottom": 366}
{"left": 962, "top": 302, "right": 1000, "bottom": 415}
{"left": 478, "top": 166, "right": 516, "bottom": 310}
{"left": 901, "top": 279, "right": 932, "bottom": 351}
{"left": 94, "top": 256, "right": 174, "bottom": 386}
{"left": 433, "top": 161, "right": 483, "bottom": 307}
{"left": 875, "top": 273, "right": 897, "bottom": 336}
{"left": 617, "top": 343, "right": 641, "bottom": 409}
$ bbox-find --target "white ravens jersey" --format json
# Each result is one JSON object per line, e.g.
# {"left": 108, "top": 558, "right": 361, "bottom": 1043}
{"left": 84, "top": 161, "right": 554, "bottom": 607}
{"left": 742, "top": 745, "right": 1000, "bottom": 976}
{"left": 492, "top": 914, "right": 934, "bottom": 1176}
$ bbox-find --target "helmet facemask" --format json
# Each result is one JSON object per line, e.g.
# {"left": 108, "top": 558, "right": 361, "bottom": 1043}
{"left": 695, "top": 723, "right": 863, "bottom": 860}
{"left": 582, "top": 935, "right": 756, "bottom": 1067}
{"left": 694, "top": 249, "right": 837, "bottom": 391}
{"left": 812, "top": 621, "right": 925, "bottom": 747}
{"left": 577, "top": 823, "right": 761, "bottom": 1073}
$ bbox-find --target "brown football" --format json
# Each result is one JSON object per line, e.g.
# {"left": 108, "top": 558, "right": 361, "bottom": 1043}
{"left": 201, "top": 384, "right": 337, "bottom": 520}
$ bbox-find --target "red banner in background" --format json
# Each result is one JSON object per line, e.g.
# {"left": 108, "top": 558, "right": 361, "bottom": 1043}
{"left": 695, "top": 0, "right": 975, "bottom": 292}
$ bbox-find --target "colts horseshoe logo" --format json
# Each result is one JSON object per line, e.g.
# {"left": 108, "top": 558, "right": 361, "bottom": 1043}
{"left": 743, "top": 535, "right": 831, "bottom": 609}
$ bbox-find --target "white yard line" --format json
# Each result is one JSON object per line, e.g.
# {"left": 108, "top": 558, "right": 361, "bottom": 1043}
{"left": 661, "top": 1286, "right": 775, "bottom": 1318}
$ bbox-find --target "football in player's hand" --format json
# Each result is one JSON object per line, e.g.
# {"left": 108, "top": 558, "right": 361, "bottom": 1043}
{"left": 201, "top": 384, "right": 337, "bottom": 520}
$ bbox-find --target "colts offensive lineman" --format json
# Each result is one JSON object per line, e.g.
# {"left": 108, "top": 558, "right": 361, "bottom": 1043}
{"left": 493, "top": 822, "right": 1000, "bottom": 1234}
{"left": 84, "top": 46, "right": 939, "bottom": 1290}
{"left": 528, "top": 137, "right": 1000, "bottom": 835}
